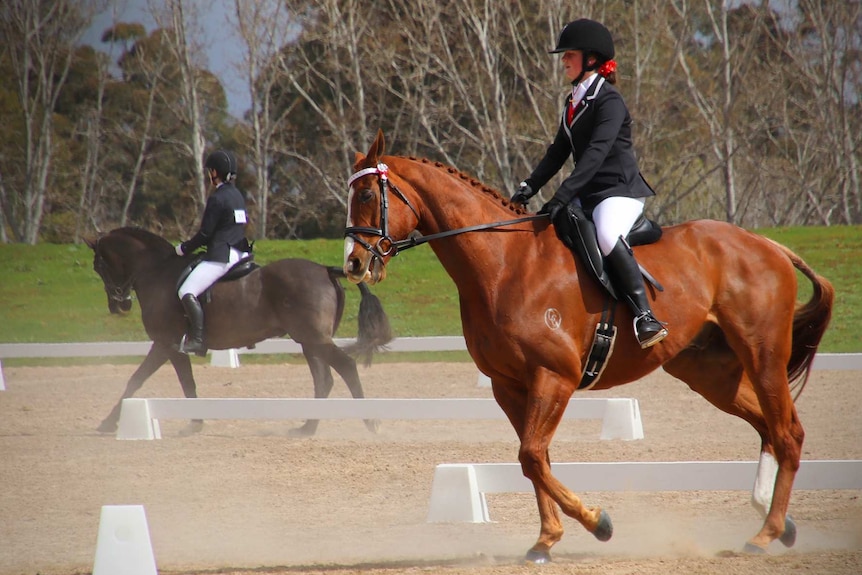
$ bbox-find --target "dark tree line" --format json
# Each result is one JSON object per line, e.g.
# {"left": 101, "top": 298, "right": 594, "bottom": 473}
{"left": 0, "top": 0, "right": 859, "bottom": 244}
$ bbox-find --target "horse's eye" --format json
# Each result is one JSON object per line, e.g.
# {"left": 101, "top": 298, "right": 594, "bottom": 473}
{"left": 359, "top": 188, "right": 374, "bottom": 203}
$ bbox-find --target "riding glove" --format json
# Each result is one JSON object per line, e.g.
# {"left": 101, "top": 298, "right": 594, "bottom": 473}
{"left": 538, "top": 197, "right": 567, "bottom": 223}
{"left": 510, "top": 181, "right": 535, "bottom": 205}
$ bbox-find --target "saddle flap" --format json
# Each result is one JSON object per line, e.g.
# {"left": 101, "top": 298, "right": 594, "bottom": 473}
{"left": 558, "top": 205, "right": 663, "bottom": 299}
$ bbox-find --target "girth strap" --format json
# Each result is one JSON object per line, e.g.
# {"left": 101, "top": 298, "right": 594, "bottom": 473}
{"left": 578, "top": 297, "right": 618, "bottom": 390}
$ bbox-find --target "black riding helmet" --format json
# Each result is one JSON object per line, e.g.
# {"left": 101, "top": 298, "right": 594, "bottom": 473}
{"left": 549, "top": 18, "right": 615, "bottom": 61}
{"left": 204, "top": 149, "right": 238, "bottom": 182}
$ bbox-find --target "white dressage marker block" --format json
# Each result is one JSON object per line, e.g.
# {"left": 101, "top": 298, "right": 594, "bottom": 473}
{"left": 427, "top": 463, "right": 490, "bottom": 523}
{"left": 210, "top": 348, "right": 241, "bottom": 368}
{"left": 116, "top": 398, "right": 161, "bottom": 440}
{"left": 476, "top": 374, "right": 643, "bottom": 440}
{"left": 601, "top": 397, "right": 643, "bottom": 440}
{"left": 115, "top": 397, "right": 643, "bottom": 440}
{"left": 92, "top": 505, "right": 157, "bottom": 575}
{"left": 427, "top": 460, "right": 862, "bottom": 523}
{"left": 0, "top": 360, "right": 5, "bottom": 391}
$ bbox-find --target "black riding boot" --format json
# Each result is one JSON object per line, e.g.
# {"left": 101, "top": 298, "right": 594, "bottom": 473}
{"left": 606, "top": 238, "right": 668, "bottom": 349}
{"left": 179, "top": 294, "right": 207, "bottom": 356}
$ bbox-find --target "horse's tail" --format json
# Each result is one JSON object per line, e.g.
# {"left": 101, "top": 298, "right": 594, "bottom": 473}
{"left": 327, "top": 266, "right": 393, "bottom": 366}
{"left": 326, "top": 266, "right": 348, "bottom": 336}
{"left": 770, "top": 241, "right": 835, "bottom": 400}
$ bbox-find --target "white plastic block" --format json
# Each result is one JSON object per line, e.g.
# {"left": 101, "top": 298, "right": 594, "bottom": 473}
{"left": 599, "top": 398, "right": 644, "bottom": 440}
{"left": 210, "top": 348, "right": 241, "bottom": 368}
{"left": 427, "top": 463, "right": 489, "bottom": 523}
{"left": 92, "top": 505, "right": 157, "bottom": 575}
{"left": 116, "top": 399, "right": 161, "bottom": 440}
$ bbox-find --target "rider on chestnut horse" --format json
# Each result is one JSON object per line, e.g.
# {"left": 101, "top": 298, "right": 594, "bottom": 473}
{"left": 512, "top": 19, "right": 666, "bottom": 349}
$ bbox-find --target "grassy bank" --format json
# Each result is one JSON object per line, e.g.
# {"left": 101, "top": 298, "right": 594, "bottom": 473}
{"left": 0, "top": 225, "right": 858, "bottom": 352}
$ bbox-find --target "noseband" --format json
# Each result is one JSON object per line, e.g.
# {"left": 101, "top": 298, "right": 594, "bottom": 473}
{"left": 345, "top": 163, "right": 546, "bottom": 263}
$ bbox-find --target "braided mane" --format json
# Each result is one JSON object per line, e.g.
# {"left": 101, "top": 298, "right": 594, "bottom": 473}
{"left": 408, "top": 157, "right": 529, "bottom": 214}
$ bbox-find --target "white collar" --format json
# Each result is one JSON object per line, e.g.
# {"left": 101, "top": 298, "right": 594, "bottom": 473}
{"left": 572, "top": 73, "right": 599, "bottom": 107}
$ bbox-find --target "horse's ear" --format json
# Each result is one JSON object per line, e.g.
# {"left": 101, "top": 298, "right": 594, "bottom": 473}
{"left": 353, "top": 152, "right": 366, "bottom": 170}
{"left": 84, "top": 237, "right": 97, "bottom": 250}
{"left": 366, "top": 129, "right": 385, "bottom": 163}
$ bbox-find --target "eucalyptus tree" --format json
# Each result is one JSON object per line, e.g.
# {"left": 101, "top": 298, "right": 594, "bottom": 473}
{"left": 0, "top": 0, "right": 104, "bottom": 243}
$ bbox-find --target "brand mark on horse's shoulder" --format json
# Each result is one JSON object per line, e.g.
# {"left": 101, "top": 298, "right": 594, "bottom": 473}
{"left": 544, "top": 308, "right": 562, "bottom": 330}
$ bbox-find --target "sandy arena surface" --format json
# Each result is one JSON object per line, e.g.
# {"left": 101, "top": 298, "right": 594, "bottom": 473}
{"left": 0, "top": 360, "right": 860, "bottom": 575}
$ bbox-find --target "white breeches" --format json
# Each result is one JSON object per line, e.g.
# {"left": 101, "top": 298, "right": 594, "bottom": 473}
{"left": 177, "top": 248, "right": 245, "bottom": 298}
{"left": 591, "top": 196, "right": 646, "bottom": 256}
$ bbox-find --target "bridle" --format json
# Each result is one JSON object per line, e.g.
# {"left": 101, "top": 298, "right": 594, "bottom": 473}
{"left": 93, "top": 239, "right": 134, "bottom": 304}
{"left": 344, "top": 163, "right": 546, "bottom": 262}
{"left": 344, "top": 163, "right": 420, "bottom": 262}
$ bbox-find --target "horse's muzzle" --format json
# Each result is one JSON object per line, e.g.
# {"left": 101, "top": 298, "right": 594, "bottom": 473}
{"left": 107, "top": 292, "right": 133, "bottom": 314}
{"left": 344, "top": 253, "right": 386, "bottom": 285}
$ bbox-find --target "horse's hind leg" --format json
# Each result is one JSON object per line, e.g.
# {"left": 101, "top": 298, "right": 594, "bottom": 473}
{"left": 97, "top": 343, "right": 169, "bottom": 432}
{"left": 664, "top": 335, "right": 801, "bottom": 552}
{"left": 286, "top": 347, "right": 336, "bottom": 437}
{"left": 741, "top": 360, "right": 802, "bottom": 552}
{"left": 318, "top": 342, "right": 379, "bottom": 433}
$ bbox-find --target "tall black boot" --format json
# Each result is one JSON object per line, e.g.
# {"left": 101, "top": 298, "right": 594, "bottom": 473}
{"left": 605, "top": 238, "right": 668, "bottom": 349}
{"left": 179, "top": 293, "right": 207, "bottom": 356}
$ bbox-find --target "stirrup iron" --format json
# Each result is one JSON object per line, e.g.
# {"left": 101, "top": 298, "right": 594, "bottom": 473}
{"left": 633, "top": 313, "right": 668, "bottom": 349}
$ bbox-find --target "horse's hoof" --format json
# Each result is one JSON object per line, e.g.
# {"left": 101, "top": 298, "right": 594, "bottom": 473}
{"left": 593, "top": 509, "right": 613, "bottom": 542}
{"left": 742, "top": 542, "right": 767, "bottom": 554}
{"left": 178, "top": 420, "right": 204, "bottom": 437}
{"left": 364, "top": 419, "right": 381, "bottom": 433}
{"left": 524, "top": 549, "right": 551, "bottom": 564}
{"left": 287, "top": 422, "right": 317, "bottom": 438}
{"left": 780, "top": 515, "right": 797, "bottom": 548}
{"left": 96, "top": 420, "right": 118, "bottom": 433}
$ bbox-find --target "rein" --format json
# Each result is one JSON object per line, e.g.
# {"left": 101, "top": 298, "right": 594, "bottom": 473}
{"left": 392, "top": 214, "right": 548, "bottom": 252}
{"left": 345, "top": 163, "right": 547, "bottom": 259}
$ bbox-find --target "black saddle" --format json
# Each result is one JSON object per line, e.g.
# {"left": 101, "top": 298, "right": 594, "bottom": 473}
{"left": 176, "top": 255, "right": 260, "bottom": 298}
{"left": 556, "top": 203, "right": 662, "bottom": 299}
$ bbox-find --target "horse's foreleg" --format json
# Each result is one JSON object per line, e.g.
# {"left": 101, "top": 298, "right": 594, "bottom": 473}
{"left": 167, "top": 347, "right": 203, "bottom": 435}
{"left": 167, "top": 348, "right": 197, "bottom": 398}
{"left": 97, "top": 343, "right": 169, "bottom": 432}
{"left": 520, "top": 371, "right": 611, "bottom": 556}
{"left": 321, "top": 343, "right": 379, "bottom": 433}
{"left": 493, "top": 372, "right": 607, "bottom": 562}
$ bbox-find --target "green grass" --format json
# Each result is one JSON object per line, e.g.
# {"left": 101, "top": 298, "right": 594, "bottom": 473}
{"left": 759, "top": 226, "right": 861, "bottom": 352}
{"left": 0, "top": 225, "right": 858, "bottom": 353}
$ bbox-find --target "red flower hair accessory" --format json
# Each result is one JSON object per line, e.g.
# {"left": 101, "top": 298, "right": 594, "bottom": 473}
{"left": 598, "top": 59, "right": 617, "bottom": 77}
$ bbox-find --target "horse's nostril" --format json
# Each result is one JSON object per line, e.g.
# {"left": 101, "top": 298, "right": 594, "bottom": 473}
{"left": 347, "top": 258, "right": 360, "bottom": 274}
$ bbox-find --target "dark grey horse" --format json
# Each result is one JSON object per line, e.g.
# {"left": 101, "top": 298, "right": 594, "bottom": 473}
{"left": 86, "top": 227, "right": 392, "bottom": 436}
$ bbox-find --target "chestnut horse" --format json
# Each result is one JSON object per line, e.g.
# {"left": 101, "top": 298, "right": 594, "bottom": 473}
{"left": 87, "top": 227, "right": 392, "bottom": 436}
{"left": 343, "top": 131, "right": 833, "bottom": 560}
